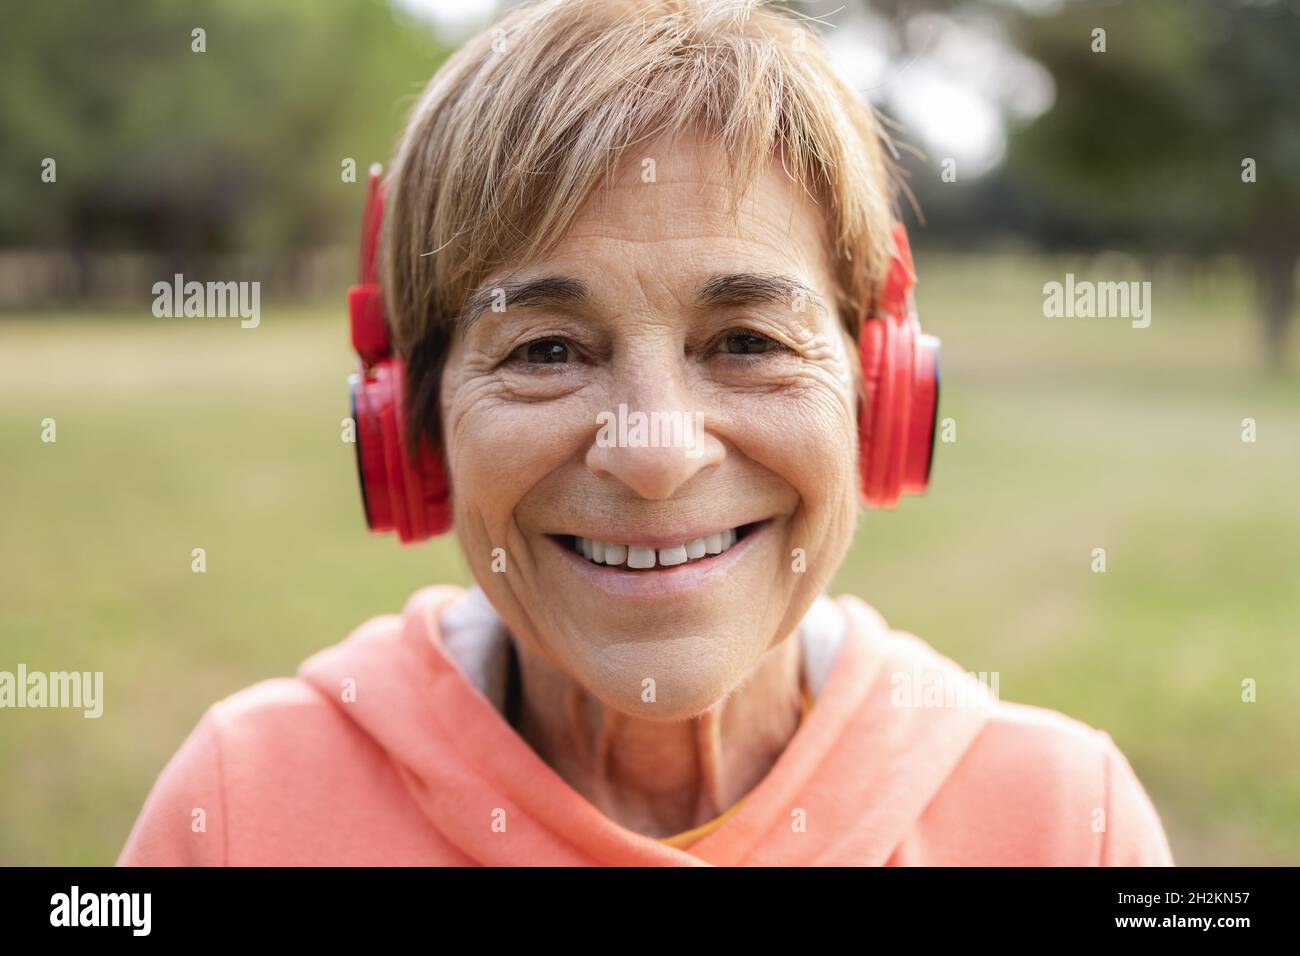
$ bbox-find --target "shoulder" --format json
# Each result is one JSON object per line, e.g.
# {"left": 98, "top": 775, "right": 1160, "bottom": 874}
{"left": 953, "top": 700, "right": 1174, "bottom": 865}
{"left": 204, "top": 675, "right": 359, "bottom": 762}
{"left": 118, "top": 585, "right": 467, "bottom": 866}
{"left": 832, "top": 593, "right": 1174, "bottom": 866}
{"left": 200, "top": 586, "right": 469, "bottom": 781}
{"left": 964, "top": 697, "right": 1126, "bottom": 815}
{"left": 116, "top": 675, "right": 375, "bottom": 866}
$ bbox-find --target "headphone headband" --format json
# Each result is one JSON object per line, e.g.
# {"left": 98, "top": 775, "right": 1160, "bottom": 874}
{"left": 349, "top": 166, "right": 390, "bottom": 367}
{"left": 880, "top": 220, "right": 917, "bottom": 325}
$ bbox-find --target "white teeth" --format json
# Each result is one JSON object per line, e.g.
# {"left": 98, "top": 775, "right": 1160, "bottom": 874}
{"left": 627, "top": 545, "right": 656, "bottom": 569}
{"left": 571, "top": 527, "right": 749, "bottom": 569}
{"left": 658, "top": 544, "right": 688, "bottom": 566}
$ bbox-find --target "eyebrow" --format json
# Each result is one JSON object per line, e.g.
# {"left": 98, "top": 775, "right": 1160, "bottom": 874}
{"left": 696, "top": 272, "right": 829, "bottom": 318}
{"left": 458, "top": 271, "right": 828, "bottom": 330}
{"left": 460, "top": 275, "right": 590, "bottom": 331}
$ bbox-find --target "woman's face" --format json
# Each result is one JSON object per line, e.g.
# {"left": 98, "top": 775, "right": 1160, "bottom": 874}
{"left": 439, "top": 134, "right": 861, "bottom": 719}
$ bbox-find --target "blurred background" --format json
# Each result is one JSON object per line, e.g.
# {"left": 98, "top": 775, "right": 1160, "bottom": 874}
{"left": 1, "top": 0, "right": 1296, "bottom": 865}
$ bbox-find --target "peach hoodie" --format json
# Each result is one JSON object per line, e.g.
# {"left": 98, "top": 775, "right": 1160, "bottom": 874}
{"left": 117, "top": 585, "right": 1174, "bottom": 866}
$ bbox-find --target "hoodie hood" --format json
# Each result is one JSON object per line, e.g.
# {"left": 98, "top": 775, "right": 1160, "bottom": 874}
{"left": 296, "top": 584, "right": 993, "bottom": 866}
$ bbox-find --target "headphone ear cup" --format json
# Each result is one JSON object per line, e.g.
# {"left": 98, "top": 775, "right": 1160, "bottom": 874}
{"left": 857, "top": 316, "right": 896, "bottom": 505}
{"left": 858, "top": 317, "right": 939, "bottom": 507}
{"left": 350, "top": 358, "right": 454, "bottom": 543}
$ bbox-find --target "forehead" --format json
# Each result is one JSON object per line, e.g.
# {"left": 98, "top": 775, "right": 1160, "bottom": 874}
{"left": 556, "top": 134, "right": 833, "bottom": 275}
{"left": 458, "top": 136, "right": 841, "bottom": 332}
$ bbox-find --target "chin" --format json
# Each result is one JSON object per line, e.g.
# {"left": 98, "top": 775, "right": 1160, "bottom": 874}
{"left": 560, "top": 644, "right": 758, "bottom": 721}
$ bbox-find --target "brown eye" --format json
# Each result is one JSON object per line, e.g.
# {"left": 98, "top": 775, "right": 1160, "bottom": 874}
{"left": 721, "top": 331, "right": 775, "bottom": 355}
{"left": 518, "top": 338, "right": 570, "bottom": 364}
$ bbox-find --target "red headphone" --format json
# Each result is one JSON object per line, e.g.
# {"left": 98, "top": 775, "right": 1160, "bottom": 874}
{"left": 348, "top": 165, "right": 940, "bottom": 543}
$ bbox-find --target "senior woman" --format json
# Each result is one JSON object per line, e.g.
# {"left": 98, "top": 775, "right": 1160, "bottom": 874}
{"left": 118, "top": 0, "right": 1173, "bottom": 866}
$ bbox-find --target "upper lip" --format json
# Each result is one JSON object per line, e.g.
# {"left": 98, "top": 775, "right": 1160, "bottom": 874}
{"left": 550, "top": 519, "right": 767, "bottom": 550}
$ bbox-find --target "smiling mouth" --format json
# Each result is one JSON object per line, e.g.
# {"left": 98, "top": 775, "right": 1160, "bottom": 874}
{"left": 550, "top": 521, "right": 764, "bottom": 571}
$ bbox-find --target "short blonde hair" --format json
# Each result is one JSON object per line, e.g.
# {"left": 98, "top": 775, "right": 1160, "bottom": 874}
{"left": 383, "top": 0, "right": 900, "bottom": 450}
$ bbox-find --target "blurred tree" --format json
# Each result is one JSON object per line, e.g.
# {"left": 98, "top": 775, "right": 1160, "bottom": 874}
{"left": 0, "top": 0, "right": 447, "bottom": 285}
{"left": 1003, "top": 0, "right": 1300, "bottom": 364}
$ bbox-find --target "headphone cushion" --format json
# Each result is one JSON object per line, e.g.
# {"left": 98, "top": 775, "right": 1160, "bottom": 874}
{"left": 351, "top": 372, "right": 397, "bottom": 533}
{"left": 388, "top": 359, "right": 452, "bottom": 538}
{"left": 373, "top": 362, "right": 419, "bottom": 542}
{"left": 858, "top": 317, "right": 894, "bottom": 504}
{"left": 902, "top": 333, "right": 940, "bottom": 494}
{"left": 881, "top": 316, "right": 917, "bottom": 503}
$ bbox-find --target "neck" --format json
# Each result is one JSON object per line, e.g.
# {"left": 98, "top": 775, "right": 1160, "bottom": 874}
{"left": 510, "top": 631, "right": 804, "bottom": 838}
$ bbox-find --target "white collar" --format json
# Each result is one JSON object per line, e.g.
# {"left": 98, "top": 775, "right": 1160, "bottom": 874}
{"left": 438, "top": 586, "right": 847, "bottom": 715}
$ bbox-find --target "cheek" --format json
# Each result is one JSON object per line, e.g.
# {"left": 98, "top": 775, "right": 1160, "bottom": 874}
{"left": 718, "top": 377, "right": 858, "bottom": 626}
{"left": 726, "top": 369, "right": 858, "bottom": 511}
{"left": 441, "top": 373, "right": 584, "bottom": 528}
{"left": 751, "top": 378, "right": 859, "bottom": 557}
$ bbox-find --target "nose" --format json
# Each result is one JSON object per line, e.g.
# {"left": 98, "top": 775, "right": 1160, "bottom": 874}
{"left": 585, "top": 382, "right": 724, "bottom": 501}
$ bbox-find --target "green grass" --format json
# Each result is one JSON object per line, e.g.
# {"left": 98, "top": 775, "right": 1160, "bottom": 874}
{"left": 1, "top": 254, "right": 1297, "bottom": 865}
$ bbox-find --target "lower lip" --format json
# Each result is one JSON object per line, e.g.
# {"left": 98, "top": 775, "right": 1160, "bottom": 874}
{"left": 547, "top": 522, "right": 770, "bottom": 599}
